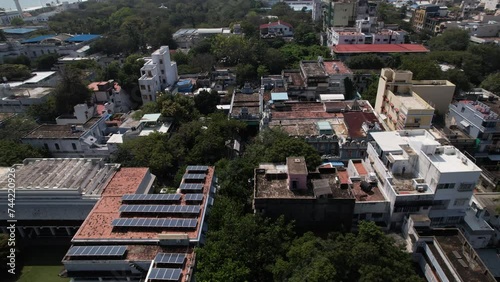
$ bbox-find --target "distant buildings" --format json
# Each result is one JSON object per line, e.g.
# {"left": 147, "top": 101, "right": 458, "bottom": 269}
{"left": 374, "top": 68, "right": 455, "bottom": 130}
{"left": 460, "top": 192, "right": 500, "bottom": 249}
{"left": 19, "top": 34, "right": 101, "bottom": 60}
{"left": 63, "top": 165, "right": 216, "bottom": 282}
{"left": 138, "top": 46, "right": 178, "bottom": 104}
{"left": 331, "top": 44, "right": 429, "bottom": 59}
{"left": 411, "top": 4, "right": 450, "bottom": 34}
{"left": 0, "top": 158, "right": 119, "bottom": 238}
{"left": 173, "top": 28, "right": 232, "bottom": 49}
{"left": 260, "top": 20, "right": 294, "bottom": 38}
{"left": 323, "top": 0, "right": 357, "bottom": 28}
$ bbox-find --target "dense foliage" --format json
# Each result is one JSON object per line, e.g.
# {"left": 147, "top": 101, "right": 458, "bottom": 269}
{"left": 0, "top": 141, "right": 48, "bottom": 166}
{"left": 0, "top": 64, "right": 32, "bottom": 81}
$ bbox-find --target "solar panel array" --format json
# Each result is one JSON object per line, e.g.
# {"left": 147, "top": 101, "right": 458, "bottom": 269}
{"left": 148, "top": 268, "right": 182, "bottom": 281}
{"left": 183, "top": 173, "right": 206, "bottom": 180}
{"left": 119, "top": 205, "right": 200, "bottom": 214}
{"left": 179, "top": 183, "right": 204, "bottom": 191}
{"left": 112, "top": 218, "right": 197, "bottom": 228}
{"left": 184, "top": 194, "right": 204, "bottom": 202}
{"left": 186, "top": 165, "right": 208, "bottom": 172}
{"left": 154, "top": 253, "right": 186, "bottom": 265}
{"left": 67, "top": 245, "right": 127, "bottom": 257}
{"left": 121, "top": 194, "right": 181, "bottom": 202}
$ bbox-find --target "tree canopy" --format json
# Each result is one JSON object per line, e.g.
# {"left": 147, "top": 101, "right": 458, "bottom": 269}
{"left": 0, "top": 64, "right": 32, "bottom": 81}
{"left": 428, "top": 28, "right": 470, "bottom": 51}
{"left": 273, "top": 221, "right": 423, "bottom": 282}
{"left": 0, "top": 140, "right": 48, "bottom": 166}
{"left": 481, "top": 72, "right": 500, "bottom": 94}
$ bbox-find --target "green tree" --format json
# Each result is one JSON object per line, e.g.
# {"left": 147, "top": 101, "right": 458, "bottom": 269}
{"left": 344, "top": 77, "right": 355, "bottom": 100}
{"left": 27, "top": 95, "right": 59, "bottom": 123}
{"left": 0, "top": 141, "right": 48, "bottom": 166}
{"left": 444, "top": 69, "right": 471, "bottom": 94}
{"left": 361, "top": 74, "right": 379, "bottom": 106}
{"left": 236, "top": 63, "right": 257, "bottom": 84}
{"left": 428, "top": 28, "right": 470, "bottom": 51}
{"left": 194, "top": 90, "right": 220, "bottom": 115}
{"left": 0, "top": 64, "right": 31, "bottom": 81}
{"left": 34, "top": 53, "right": 59, "bottom": 70}
{"left": 4, "top": 55, "right": 31, "bottom": 67}
{"left": 10, "top": 17, "right": 24, "bottom": 26}
{"left": 53, "top": 67, "right": 91, "bottom": 114}
{"left": 400, "top": 55, "right": 442, "bottom": 80}
{"left": 160, "top": 93, "right": 198, "bottom": 124}
{"left": 113, "top": 132, "right": 174, "bottom": 181}
{"left": 273, "top": 221, "right": 423, "bottom": 282}
{"left": 481, "top": 72, "right": 500, "bottom": 94}
{"left": 0, "top": 115, "right": 39, "bottom": 141}
{"left": 346, "top": 54, "right": 385, "bottom": 70}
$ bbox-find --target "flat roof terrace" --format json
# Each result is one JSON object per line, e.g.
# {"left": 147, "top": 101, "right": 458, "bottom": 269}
{"left": 23, "top": 116, "right": 102, "bottom": 139}
{"left": 300, "top": 61, "right": 328, "bottom": 77}
{"left": 0, "top": 158, "right": 119, "bottom": 197}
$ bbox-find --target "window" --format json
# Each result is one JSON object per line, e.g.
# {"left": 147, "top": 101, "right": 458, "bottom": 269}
{"left": 159, "top": 59, "right": 163, "bottom": 64}
{"left": 414, "top": 118, "right": 421, "bottom": 123}
{"left": 41, "top": 50, "right": 44, "bottom": 55}
{"left": 161, "top": 70, "right": 164, "bottom": 74}
{"left": 44, "top": 143, "right": 48, "bottom": 150}
{"left": 458, "top": 183, "right": 474, "bottom": 191}
{"left": 147, "top": 85, "right": 151, "bottom": 91}
{"left": 437, "top": 183, "right": 455, "bottom": 189}
{"left": 461, "top": 106, "right": 465, "bottom": 113}
{"left": 72, "top": 143, "right": 77, "bottom": 150}
{"left": 55, "top": 143, "right": 60, "bottom": 150}
{"left": 140, "top": 85, "right": 146, "bottom": 90}
{"left": 454, "top": 198, "right": 468, "bottom": 206}
{"left": 142, "top": 95, "right": 148, "bottom": 100}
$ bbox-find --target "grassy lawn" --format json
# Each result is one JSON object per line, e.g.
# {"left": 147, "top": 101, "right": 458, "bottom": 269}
{"left": 7, "top": 245, "right": 70, "bottom": 282}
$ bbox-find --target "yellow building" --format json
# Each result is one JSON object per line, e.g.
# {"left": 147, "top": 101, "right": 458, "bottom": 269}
{"left": 374, "top": 68, "right": 453, "bottom": 131}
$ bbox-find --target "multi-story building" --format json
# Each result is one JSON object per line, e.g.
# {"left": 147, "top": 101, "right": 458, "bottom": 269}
{"left": 88, "top": 80, "right": 132, "bottom": 113}
{"left": 63, "top": 165, "right": 216, "bottom": 282}
{"left": 327, "top": 28, "right": 406, "bottom": 46}
{"left": 412, "top": 4, "right": 450, "bottom": 33}
{"left": 0, "top": 158, "right": 119, "bottom": 238}
{"left": 403, "top": 215, "right": 497, "bottom": 282}
{"left": 374, "top": 68, "right": 455, "bottom": 130}
{"left": 439, "top": 20, "right": 500, "bottom": 37}
{"left": 323, "top": 0, "right": 357, "bottom": 28}
{"left": 366, "top": 130, "right": 482, "bottom": 229}
{"left": 260, "top": 20, "right": 294, "bottom": 38}
{"left": 448, "top": 97, "right": 500, "bottom": 165}
{"left": 253, "top": 156, "right": 390, "bottom": 231}
{"left": 138, "top": 46, "right": 178, "bottom": 104}
{"left": 460, "top": 192, "right": 500, "bottom": 249}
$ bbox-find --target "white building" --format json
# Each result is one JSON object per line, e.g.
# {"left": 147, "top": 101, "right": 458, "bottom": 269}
{"left": 88, "top": 80, "right": 132, "bottom": 113}
{"left": 0, "top": 158, "right": 119, "bottom": 238}
{"left": 0, "top": 85, "right": 53, "bottom": 113}
{"left": 440, "top": 20, "right": 500, "bottom": 37}
{"left": 365, "top": 130, "right": 482, "bottom": 229}
{"left": 460, "top": 193, "right": 500, "bottom": 248}
{"left": 403, "top": 215, "right": 497, "bottom": 282}
{"left": 22, "top": 104, "right": 110, "bottom": 158}
{"left": 260, "top": 20, "right": 294, "bottom": 38}
{"left": 484, "top": 0, "right": 500, "bottom": 11}
{"left": 138, "top": 46, "right": 178, "bottom": 104}
{"left": 327, "top": 28, "right": 406, "bottom": 46}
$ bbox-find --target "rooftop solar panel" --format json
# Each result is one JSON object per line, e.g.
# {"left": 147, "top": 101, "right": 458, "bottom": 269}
{"left": 111, "top": 218, "right": 198, "bottom": 228}
{"left": 183, "top": 173, "right": 205, "bottom": 180}
{"left": 186, "top": 165, "right": 208, "bottom": 172}
{"left": 119, "top": 205, "right": 200, "bottom": 214}
{"left": 154, "top": 253, "right": 186, "bottom": 265}
{"left": 122, "top": 194, "right": 181, "bottom": 202}
{"left": 179, "top": 183, "right": 204, "bottom": 191}
{"left": 184, "top": 194, "right": 204, "bottom": 202}
{"left": 67, "top": 245, "right": 127, "bottom": 257}
{"left": 148, "top": 268, "right": 182, "bottom": 281}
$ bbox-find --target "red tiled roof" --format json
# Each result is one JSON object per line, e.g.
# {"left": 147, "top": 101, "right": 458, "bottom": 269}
{"left": 331, "top": 44, "right": 429, "bottom": 54}
{"left": 260, "top": 20, "right": 293, "bottom": 29}
{"left": 343, "top": 112, "right": 379, "bottom": 139}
